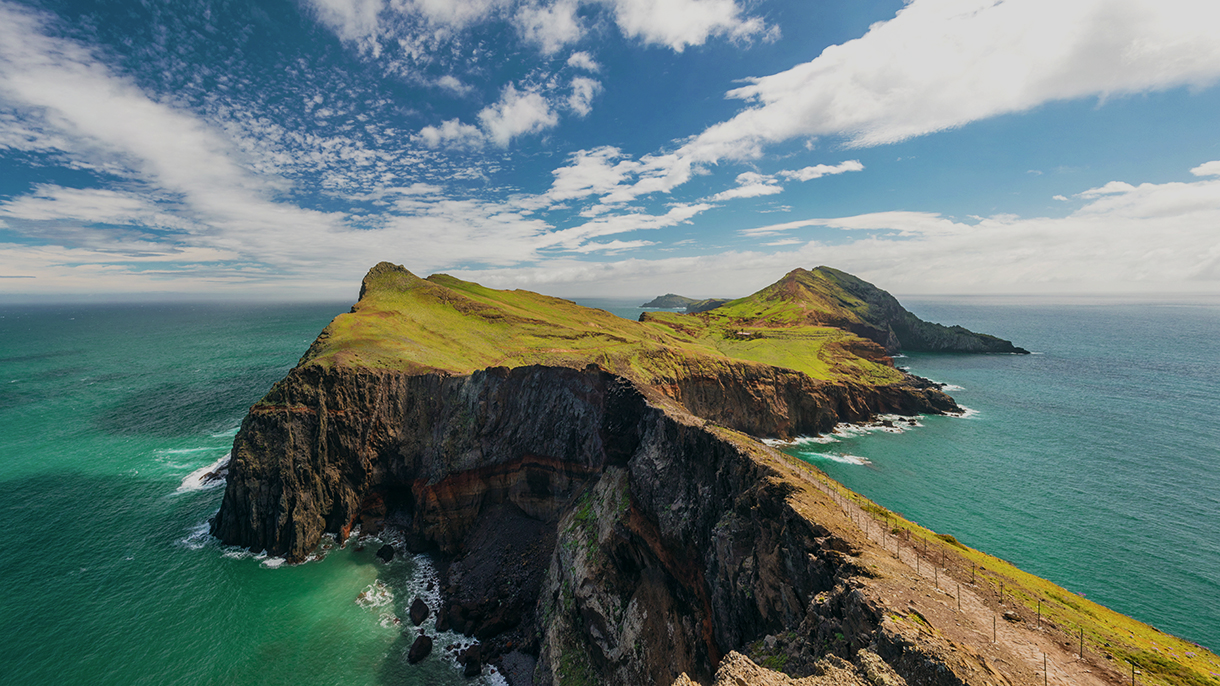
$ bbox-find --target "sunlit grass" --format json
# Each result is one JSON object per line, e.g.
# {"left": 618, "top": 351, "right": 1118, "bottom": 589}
{"left": 790, "top": 458, "right": 1220, "bottom": 686}
{"left": 300, "top": 265, "right": 900, "bottom": 386}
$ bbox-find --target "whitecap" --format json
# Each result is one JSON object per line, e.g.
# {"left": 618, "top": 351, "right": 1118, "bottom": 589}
{"left": 179, "top": 522, "right": 211, "bottom": 550}
{"left": 261, "top": 556, "right": 286, "bottom": 569}
{"left": 176, "top": 453, "right": 230, "bottom": 493}
{"left": 765, "top": 434, "right": 842, "bottom": 447}
{"left": 356, "top": 579, "right": 394, "bottom": 608}
{"left": 949, "top": 405, "right": 980, "bottom": 419}
{"left": 800, "top": 452, "right": 872, "bottom": 466}
{"left": 379, "top": 612, "right": 402, "bottom": 629}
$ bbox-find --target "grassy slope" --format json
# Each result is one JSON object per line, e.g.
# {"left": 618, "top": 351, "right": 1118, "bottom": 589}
{"left": 809, "top": 470, "right": 1220, "bottom": 686}
{"left": 700, "top": 266, "right": 880, "bottom": 328}
{"left": 300, "top": 264, "right": 901, "bottom": 385}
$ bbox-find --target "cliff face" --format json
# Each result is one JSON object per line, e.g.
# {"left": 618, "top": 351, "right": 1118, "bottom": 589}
{"left": 211, "top": 361, "right": 976, "bottom": 685}
{"left": 211, "top": 362, "right": 951, "bottom": 562}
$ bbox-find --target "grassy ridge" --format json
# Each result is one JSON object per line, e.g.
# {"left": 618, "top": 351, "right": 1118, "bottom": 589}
{"left": 300, "top": 263, "right": 901, "bottom": 386}
{"left": 697, "top": 266, "right": 881, "bottom": 328}
{"left": 794, "top": 461, "right": 1220, "bottom": 686}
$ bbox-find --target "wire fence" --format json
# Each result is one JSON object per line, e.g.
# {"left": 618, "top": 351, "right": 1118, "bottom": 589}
{"left": 785, "top": 460, "right": 1149, "bottom": 686}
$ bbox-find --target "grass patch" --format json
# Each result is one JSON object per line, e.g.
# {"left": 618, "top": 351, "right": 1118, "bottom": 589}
{"left": 300, "top": 263, "right": 904, "bottom": 389}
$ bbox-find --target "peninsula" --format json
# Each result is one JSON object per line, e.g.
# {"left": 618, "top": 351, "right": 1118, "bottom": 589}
{"left": 212, "top": 263, "right": 1214, "bottom": 686}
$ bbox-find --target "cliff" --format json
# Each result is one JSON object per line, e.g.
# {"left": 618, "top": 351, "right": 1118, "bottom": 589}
{"left": 209, "top": 263, "right": 1216, "bottom": 686}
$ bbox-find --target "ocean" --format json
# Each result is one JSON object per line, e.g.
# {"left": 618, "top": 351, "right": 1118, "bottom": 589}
{"left": 0, "top": 297, "right": 1215, "bottom": 685}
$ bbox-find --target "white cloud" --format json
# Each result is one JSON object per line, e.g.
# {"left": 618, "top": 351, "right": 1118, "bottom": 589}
{"left": 1053, "top": 195, "right": 1069, "bottom": 201}
{"left": 1190, "top": 160, "right": 1220, "bottom": 177}
{"left": 572, "top": 239, "right": 656, "bottom": 253}
{"left": 568, "top": 77, "right": 601, "bottom": 116}
{"left": 414, "top": 118, "right": 486, "bottom": 148}
{"left": 396, "top": 0, "right": 504, "bottom": 28}
{"left": 566, "top": 51, "right": 600, "bottom": 72}
{"left": 543, "top": 202, "right": 712, "bottom": 248}
{"left": 543, "top": 147, "right": 634, "bottom": 203}
{"left": 515, "top": 0, "right": 584, "bottom": 53}
{"left": 477, "top": 84, "right": 559, "bottom": 146}
{"left": 434, "top": 75, "right": 474, "bottom": 95}
{"left": 680, "top": 0, "right": 1220, "bottom": 162}
{"left": 305, "top": 0, "right": 386, "bottom": 50}
{"left": 711, "top": 172, "right": 783, "bottom": 201}
{"left": 776, "top": 160, "right": 864, "bottom": 182}
{"left": 463, "top": 168, "right": 1220, "bottom": 297}
{"left": 1078, "top": 181, "right": 1136, "bottom": 198}
{"left": 602, "top": 0, "right": 770, "bottom": 52}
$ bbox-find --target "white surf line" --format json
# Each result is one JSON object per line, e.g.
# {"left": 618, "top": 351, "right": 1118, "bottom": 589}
{"left": 176, "top": 453, "right": 230, "bottom": 493}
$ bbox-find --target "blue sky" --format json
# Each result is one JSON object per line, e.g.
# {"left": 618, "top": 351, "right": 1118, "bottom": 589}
{"left": 2, "top": 0, "right": 1220, "bottom": 300}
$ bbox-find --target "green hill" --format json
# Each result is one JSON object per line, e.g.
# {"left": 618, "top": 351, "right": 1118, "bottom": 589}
{"left": 655, "top": 267, "right": 1027, "bottom": 354}
{"left": 300, "top": 262, "right": 905, "bottom": 386}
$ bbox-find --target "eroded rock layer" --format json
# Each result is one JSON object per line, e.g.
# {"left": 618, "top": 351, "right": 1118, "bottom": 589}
{"left": 211, "top": 361, "right": 975, "bottom": 685}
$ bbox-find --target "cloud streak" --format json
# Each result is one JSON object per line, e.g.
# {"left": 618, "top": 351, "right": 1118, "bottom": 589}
{"left": 679, "top": 0, "right": 1220, "bottom": 163}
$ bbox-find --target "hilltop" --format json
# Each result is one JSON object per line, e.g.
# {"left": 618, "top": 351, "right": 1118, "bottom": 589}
{"left": 641, "top": 293, "right": 732, "bottom": 313}
{"left": 643, "top": 267, "right": 1028, "bottom": 354}
{"left": 300, "top": 262, "right": 933, "bottom": 389}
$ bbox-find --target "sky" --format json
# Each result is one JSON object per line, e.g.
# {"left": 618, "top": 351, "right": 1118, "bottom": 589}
{"left": 2, "top": 0, "right": 1220, "bottom": 301}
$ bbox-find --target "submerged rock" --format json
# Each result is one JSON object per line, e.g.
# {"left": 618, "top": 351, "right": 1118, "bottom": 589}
{"left": 376, "top": 544, "right": 394, "bottom": 563}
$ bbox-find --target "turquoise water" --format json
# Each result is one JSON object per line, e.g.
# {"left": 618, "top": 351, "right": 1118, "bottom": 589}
{"left": 0, "top": 303, "right": 502, "bottom": 685}
{"left": 780, "top": 300, "right": 1220, "bottom": 652}
{"left": 0, "top": 300, "right": 1216, "bottom": 685}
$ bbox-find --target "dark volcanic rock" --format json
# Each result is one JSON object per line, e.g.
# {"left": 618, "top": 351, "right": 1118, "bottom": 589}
{"left": 211, "top": 364, "right": 970, "bottom": 685}
{"left": 409, "top": 597, "right": 429, "bottom": 626}
{"left": 376, "top": 544, "right": 394, "bottom": 563}
{"left": 407, "top": 634, "right": 433, "bottom": 664}
{"left": 461, "top": 644, "right": 483, "bottom": 677}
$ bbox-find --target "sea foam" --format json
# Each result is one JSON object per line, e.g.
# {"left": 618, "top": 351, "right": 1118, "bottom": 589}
{"left": 176, "top": 453, "right": 230, "bottom": 493}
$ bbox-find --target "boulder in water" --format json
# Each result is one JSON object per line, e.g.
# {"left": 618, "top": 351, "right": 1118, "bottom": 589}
{"left": 407, "top": 634, "right": 433, "bottom": 664}
{"left": 409, "top": 597, "right": 429, "bottom": 626}
{"left": 376, "top": 544, "right": 394, "bottom": 562}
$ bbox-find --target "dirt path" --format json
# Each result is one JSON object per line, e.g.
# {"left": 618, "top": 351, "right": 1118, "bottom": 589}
{"left": 777, "top": 456, "right": 1126, "bottom": 686}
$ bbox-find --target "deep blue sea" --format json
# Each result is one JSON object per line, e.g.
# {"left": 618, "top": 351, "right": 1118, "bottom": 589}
{"left": 0, "top": 298, "right": 1216, "bottom": 685}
